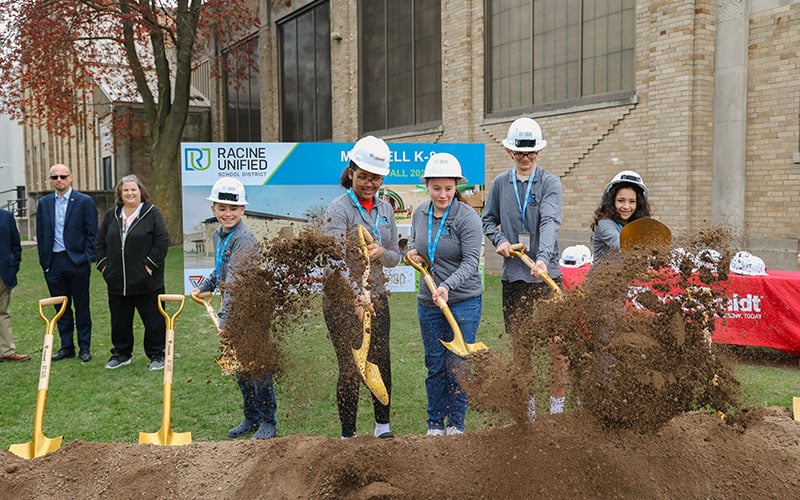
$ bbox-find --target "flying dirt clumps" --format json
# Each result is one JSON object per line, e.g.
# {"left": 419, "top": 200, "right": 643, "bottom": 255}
{"left": 465, "top": 229, "right": 740, "bottom": 432}
{"left": 220, "top": 228, "right": 341, "bottom": 378}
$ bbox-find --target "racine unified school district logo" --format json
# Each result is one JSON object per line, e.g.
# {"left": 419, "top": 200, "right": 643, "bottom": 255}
{"left": 184, "top": 147, "right": 212, "bottom": 171}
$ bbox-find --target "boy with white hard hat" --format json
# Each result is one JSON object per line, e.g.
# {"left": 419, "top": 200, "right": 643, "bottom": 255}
{"left": 482, "top": 117, "right": 566, "bottom": 420}
{"left": 191, "top": 177, "right": 279, "bottom": 440}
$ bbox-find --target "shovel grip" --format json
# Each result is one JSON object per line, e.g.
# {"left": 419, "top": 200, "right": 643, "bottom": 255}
{"left": 508, "top": 245, "right": 562, "bottom": 295}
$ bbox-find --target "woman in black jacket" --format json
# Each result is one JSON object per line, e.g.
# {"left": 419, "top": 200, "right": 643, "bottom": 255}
{"left": 96, "top": 175, "right": 170, "bottom": 371}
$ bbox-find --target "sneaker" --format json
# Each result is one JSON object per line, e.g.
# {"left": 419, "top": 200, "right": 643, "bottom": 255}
{"left": 105, "top": 357, "right": 132, "bottom": 369}
{"left": 376, "top": 431, "right": 394, "bottom": 439}
{"left": 426, "top": 429, "right": 444, "bottom": 436}
{"left": 148, "top": 358, "right": 165, "bottom": 371}
{"left": 252, "top": 421, "right": 277, "bottom": 440}
{"left": 228, "top": 418, "right": 258, "bottom": 438}
{"left": 527, "top": 396, "right": 537, "bottom": 422}
{"left": 446, "top": 426, "right": 463, "bottom": 435}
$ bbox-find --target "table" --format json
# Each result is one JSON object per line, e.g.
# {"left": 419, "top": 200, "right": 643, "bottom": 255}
{"left": 559, "top": 265, "right": 800, "bottom": 355}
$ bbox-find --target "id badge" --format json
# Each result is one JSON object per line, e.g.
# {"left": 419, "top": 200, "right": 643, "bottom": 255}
{"left": 518, "top": 231, "right": 531, "bottom": 250}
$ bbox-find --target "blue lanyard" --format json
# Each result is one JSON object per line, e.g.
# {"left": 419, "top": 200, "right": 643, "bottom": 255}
{"left": 214, "top": 230, "right": 235, "bottom": 286}
{"left": 427, "top": 200, "right": 452, "bottom": 272}
{"left": 512, "top": 167, "right": 536, "bottom": 231}
{"left": 346, "top": 189, "right": 382, "bottom": 244}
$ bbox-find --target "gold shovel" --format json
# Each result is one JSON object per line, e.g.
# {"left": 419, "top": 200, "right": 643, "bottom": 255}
{"left": 9, "top": 296, "right": 68, "bottom": 459}
{"left": 404, "top": 253, "right": 488, "bottom": 357}
{"left": 190, "top": 292, "right": 238, "bottom": 375}
{"left": 139, "top": 294, "right": 192, "bottom": 446}
{"left": 619, "top": 217, "right": 672, "bottom": 254}
{"left": 351, "top": 225, "right": 389, "bottom": 405}
{"left": 191, "top": 291, "right": 220, "bottom": 328}
{"left": 508, "top": 243, "right": 564, "bottom": 296}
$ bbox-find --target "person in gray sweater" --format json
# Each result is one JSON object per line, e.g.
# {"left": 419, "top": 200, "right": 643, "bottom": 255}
{"left": 192, "top": 177, "right": 278, "bottom": 440}
{"left": 482, "top": 117, "right": 566, "bottom": 421}
{"left": 591, "top": 170, "right": 651, "bottom": 263}
{"left": 322, "top": 136, "right": 401, "bottom": 440}
{"left": 407, "top": 153, "right": 483, "bottom": 436}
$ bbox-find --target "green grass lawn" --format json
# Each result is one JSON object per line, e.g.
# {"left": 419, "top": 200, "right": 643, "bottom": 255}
{"left": 2, "top": 247, "right": 798, "bottom": 448}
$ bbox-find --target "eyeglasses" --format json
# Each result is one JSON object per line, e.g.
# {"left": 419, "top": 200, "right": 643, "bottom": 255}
{"left": 50, "top": 175, "right": 70, "bottom": 180}
{"left": 512, "top": 151, "right": 538, "bottom": 160}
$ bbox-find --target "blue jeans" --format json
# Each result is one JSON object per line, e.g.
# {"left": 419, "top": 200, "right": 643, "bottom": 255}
{"left": 418, "top": 295, "right": 482, "bottom": 431}
{"left": 237, "top": 373, "right": 277, "bottom": 425}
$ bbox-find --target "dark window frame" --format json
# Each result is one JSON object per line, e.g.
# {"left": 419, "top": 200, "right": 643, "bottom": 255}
{"left": 358, "top": 0, "right": 442, "bottom": 137}
{"left": 222, "top": 35, "right": 261, "bottom": 142}
{"left": 484, "top": 0, "right": 636, "bottom": 119}
{"left": 277, "top": 0, "right": 332, "bottom": 142}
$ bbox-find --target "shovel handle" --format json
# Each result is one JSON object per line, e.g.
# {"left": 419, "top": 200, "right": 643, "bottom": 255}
{"left": 191, "top": 292, "right": 220, "bottom": 329}
{"left": 157, "top": 294, "right": 186, "bottom": 330}
{"left": 508, "top": 244, "right": 563, "bottom": 295}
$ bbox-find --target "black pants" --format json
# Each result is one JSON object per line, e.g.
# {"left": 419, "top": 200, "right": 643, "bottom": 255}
{"left": 107, "top": 288, "right": 166, "bottom": 360}
{"left": 501, "top": 278, "right": 562, "bottom": 373}
{"left": 323, "top": 293, "right": 391, "bottom": 438}
{"left": 44, "top": 253, "right": 92, "bottom": 352}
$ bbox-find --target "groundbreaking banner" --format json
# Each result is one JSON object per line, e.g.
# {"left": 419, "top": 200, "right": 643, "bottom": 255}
{"left": 181, "top": 142, "right": 486, "bottom": 294}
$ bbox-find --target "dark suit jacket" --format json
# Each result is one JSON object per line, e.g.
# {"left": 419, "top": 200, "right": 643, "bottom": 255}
{"left": 36, "top": 189, "right": 98, "bottom": 270}
{"left": 0, "top": 209, "right": 21, "bottom": 289}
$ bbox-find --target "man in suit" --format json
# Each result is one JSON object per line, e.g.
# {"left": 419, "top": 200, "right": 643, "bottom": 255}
{"left": 0, "top": 208, "right": 30, "bottom": 362}
{"left": 36, "top": 163, "right": 98, "bottom": 362}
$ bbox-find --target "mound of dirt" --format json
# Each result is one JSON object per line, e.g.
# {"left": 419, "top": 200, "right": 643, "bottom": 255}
{"left": 2, "top": 408, "right": 798, "bottom": 499}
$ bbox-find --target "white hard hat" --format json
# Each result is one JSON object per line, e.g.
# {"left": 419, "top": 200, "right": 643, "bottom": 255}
{"left": 605, "top": 170, "right": 649, "bottom": 197}
{"left": 348, "top": 136, "right": 390, "bottom": 176}
{"left": 502, "top": 118, "right": 547, "bottom": 152}
{"left": 421, "top": 152, "right": 467, "bottom": 184}
{"left": 560, "top": 245, "right": 592, "bottom": 268}
{"left": 730, "top": 251, "right": 767, "bottom": 276}
{"left": 694, "top": 248, "right": 722, "bottom": 272}
{"left": 207, "top": 177, "right": 248, "bottom": 206}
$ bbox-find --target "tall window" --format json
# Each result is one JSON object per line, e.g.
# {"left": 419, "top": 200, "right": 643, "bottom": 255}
{"left": 487, "top": 0, "right": 635, "bottom": 114}
{"left": 360, "top": 0, "right": 441, "bottom": 134}
{"left": 224, "top": 36, "right": 261, "bottom": 142}
{"left": 279, "top": 1, "right": 332, "bottom": 142}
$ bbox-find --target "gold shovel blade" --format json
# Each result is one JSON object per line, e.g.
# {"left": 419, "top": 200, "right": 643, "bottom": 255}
{"left": 619, "top": 217, "right": 672, "bottom": 254}
{"left": 351, "top": 311, "right": 389, "bottom": 405}
{"left": 8, "top": 434, "right": 63, "bottom": 459}
{"left": 139, "top": 429, "right": 192, "bottom": 446}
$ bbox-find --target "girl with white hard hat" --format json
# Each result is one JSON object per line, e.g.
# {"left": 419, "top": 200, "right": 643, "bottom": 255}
{"left": 322, "top": 136, "right": 401, "bottom": 440}
{"left": 406, "top": 152, "right": 483, "bottom": 436}
{"left": 590, "top": 170, "right": 652, "bottom": 263}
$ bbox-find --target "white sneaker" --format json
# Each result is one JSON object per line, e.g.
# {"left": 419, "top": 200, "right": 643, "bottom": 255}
{"left": 426, "top": 429, "right": 444, "bottom": 436}
{"left": 527, "top": 396, "right": 537, "bottom": 422}
{"left": 445, "top": 426, "right": 463, "bottom": 435}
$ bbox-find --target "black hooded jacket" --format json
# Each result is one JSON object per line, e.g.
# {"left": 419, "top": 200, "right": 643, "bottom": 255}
{"left": 96, "top": 201, "right": 169, "bottom": 296}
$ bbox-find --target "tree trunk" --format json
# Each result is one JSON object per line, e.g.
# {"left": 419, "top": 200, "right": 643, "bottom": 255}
{"left": 151, "top": 129, "right": 185, "bottom": 245}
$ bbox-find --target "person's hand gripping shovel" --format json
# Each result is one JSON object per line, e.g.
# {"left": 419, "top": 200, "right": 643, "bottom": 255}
{"left": 9, "top": 296, "right": 68, "bottom": 459}
{"left": 404, "top": 253, "right": 488, "bottom": 357}
{"left": 139, "top": 294, "right": 192, "bottom": 446}
{"left": 351, "top": 225, "right": 389, "bottom": 405}
{"left": 190, "top": 291, "right": 238, "bottom": 374}
{"left": 508, "top": 243, "right": 564, "bottom": 296}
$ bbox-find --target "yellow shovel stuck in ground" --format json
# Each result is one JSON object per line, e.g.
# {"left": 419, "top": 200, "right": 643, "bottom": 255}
{"left": 139, "top": 294, "right": 192, "bottom": 446}
{"left": 9, "top": 296, "right": 68, "bottom": 459}
{"left": 404, "top": 253, "right": 489, "bottom": 357}
{"left": 351, "top": 225, "right": 389, "bottom": 405}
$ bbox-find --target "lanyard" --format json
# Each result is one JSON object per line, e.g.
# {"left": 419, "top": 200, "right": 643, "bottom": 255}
{"left": 512, "top": 167, "right": 536, "bottom": 231}
{"left": 427, "top": 200, "right": 452, "bottom": 272}
{"left": 346, "top": 189, "right": 382, "bottom": 244}
{"left": 214, "top": 230, "right": 235, "bottom": 286}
